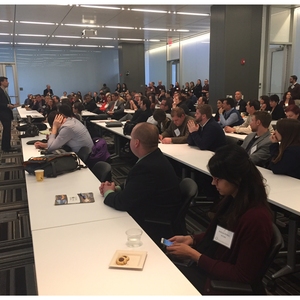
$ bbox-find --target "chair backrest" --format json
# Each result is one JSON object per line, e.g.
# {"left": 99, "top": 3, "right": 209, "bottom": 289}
{"left": 77, "top": 146, "right": 91, "bottom": 163}
{"left": 92, "top": 161, "right": 112, "bottom": 182}
{"left": 173, "top": 178, "right": 198, "bottom": 234}
{"left": 255, "top": 223, "right": 284, "bottom": 283}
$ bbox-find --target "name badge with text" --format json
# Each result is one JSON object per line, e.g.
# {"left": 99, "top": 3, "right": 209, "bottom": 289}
{"left": 213, "top": 225, "right": 234, "bottom": 248}
{"left": 250, "top": 144, "right": 257, "bottom": 155}
{"left": 174, "top": 128, "right": 180, "bottom": 136}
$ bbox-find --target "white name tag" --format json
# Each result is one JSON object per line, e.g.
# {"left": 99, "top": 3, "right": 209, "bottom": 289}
{"left": 250, "top": 144, "right": 257, "bottom": 155}
{"left": 114, "top": 105, "right": 118, "bottom": 110}
{"left": 213, "top": 225, "right": 234, "bottom": 248}
{"left": 174, "top": 128, "right": 180, "bottom": 136}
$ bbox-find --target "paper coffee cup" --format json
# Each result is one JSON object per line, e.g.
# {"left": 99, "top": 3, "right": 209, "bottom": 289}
{"left": 35, "top": 169, "right": 44, "bottom": 182}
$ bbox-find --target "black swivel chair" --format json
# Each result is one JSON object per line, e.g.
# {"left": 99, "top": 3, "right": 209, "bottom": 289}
{"left": 210, "top": 223, "right": 284, "bottom": 295}
{"left": 91, "top": 161, "right": 112, "bottom": 182}
{"left": 76, "top": 146, "right": 91, "bottom": 164}
{"left": 143, "top": 178, "right": 198, "bottom": 244}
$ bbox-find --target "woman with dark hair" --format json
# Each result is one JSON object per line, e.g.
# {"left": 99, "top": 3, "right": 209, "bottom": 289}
{"left": 166, "top": 144, "right": 273, "bottom": 294}
{"left": 285, "top": 104, "right": 300, "bottom": 120}
{"left": 115, "top": 83, "right": 122, "bottom": 93}
{"left": 172, "top": 94, "right": 189, "bottom": 115}
{"left": 280, "top": 91, "right": 295, "bottom": 108}
{"left": 269, "top": 118, "right": 300, "bottom": 179}
{"left": 269, "top": 94, "right": 286, "bottom": 120}
{"left": 122, "top": 83, "right": 128, "bottom": 93}
{"left": 259, "top": 95, "right": 271, "bottom": 112}
{"left": 214, "top": 99, "right": 224, "bottom": 122}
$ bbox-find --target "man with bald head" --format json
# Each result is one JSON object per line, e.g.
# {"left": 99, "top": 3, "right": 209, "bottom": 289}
{"left": 101, "top": 122, "right": 181, "bottom": 243}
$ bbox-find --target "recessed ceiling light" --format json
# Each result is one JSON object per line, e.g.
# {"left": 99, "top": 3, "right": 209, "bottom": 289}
{"left": 88, "top": 37, "right": 113, "bottom": 40}
{"left": 18, "top": 34, "right": 48, "bottom": 37}
{"left": 47, "top": 44, "right": 72, "bottom": 47}
{"left": 176, "top": 29, "right": 190, "bottom": 32}
{"left": 64, "top": 24, "right": 99, "bottom": 28}
{"left": 119, "top": 38, "right": 144, "bottom": 41}
{"left": 17, "top": 43, "right": 43, "bottom": 45}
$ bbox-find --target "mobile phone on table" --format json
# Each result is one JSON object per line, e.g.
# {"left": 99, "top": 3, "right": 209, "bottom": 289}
{"left": 161, "top": 238, "right": 173, "bottom": 246}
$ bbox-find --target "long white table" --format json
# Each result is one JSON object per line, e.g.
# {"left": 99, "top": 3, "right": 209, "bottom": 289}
{"left": 20, "top": 131, "right": 200, "bottom": 296}
{"left": 17, "top": 107, "right": 44, "bottom": 119}
{"left": 90, "top": 120, "right": 300, "bottom": 280}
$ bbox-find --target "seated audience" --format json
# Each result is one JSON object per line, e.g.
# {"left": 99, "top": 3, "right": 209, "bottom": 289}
{"left": 83, "top": 93, "right": 97, "bottom": 112}
{"left": 269, "top": 118, "right": 300, "bottom": 179}
{"left": 166, "top": 144, "right": 273, "bottom": 295}
{"left": 269, "top": 94, "right": 286, "bottom": 120}
{"left": 100, "top": 123, "right": 181, "bottom": 244}
{"left": 241, "top": 111, "right": 272, "bottom": 167}
{"left": 72, "top": 101, "right": 84, "bottom": 122}
{"left": 219, "top": 97, "right": 244, "bottom": 128}
{"left": 279, "top": 91, "right": 295, "bottom": 108}
{"left": 129, "top": 98, "right": 152, "bottom": 124}
{"left": 234, "top": 90, "right": 247, "bottom": 113}
{"left": 152, "top": 109, "right": 171, "bottom": 134}
{"left": 225, "top": 99, "right": 273, "bottom": 134}
{"left": 285, "top": 104, "right": 300, "bottom": 120}
{"left": 34, "top": 104, "right": 93, "bottom": 153}
{"left": 259, "top": 95, "right": 271, "bottom": 112}
{"left": 159, "top": 107, "right": 193, "bottom": 144}
{"left": 214, "top": 99, "right": 224, "bottom": 122}
{"left": 172, "top": 94, "right": 190, "bottom": 115}
{"left": 187, "top": 104, "right": 226, "bottom": 151}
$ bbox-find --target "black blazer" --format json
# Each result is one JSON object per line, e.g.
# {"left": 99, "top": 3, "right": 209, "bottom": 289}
{"left": 104, "top": 148, "right": 181, "bottom": 227}
{"left": 271, "top": 104, "right": 286, "bottom": 120}
{"left": 0, "top": 88, "right": 13, "bottom": 120}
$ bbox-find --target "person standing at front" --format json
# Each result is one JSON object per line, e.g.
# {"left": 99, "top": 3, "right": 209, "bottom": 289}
{"left": 0, "top": 76, "right": 18, "bottom": 152}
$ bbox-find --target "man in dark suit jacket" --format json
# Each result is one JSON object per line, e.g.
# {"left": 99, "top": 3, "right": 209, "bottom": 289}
{"left": 234, "top": 90, "right": 247, "bottom": 113}
{"left": 43, "top": 84, "right": 53, "bottom": 97}
{"left": 101, "top": 122, "right": 181, "bottom": 243}
{"left": 0, "top": 76, "right": 18, "bottom": 152}
{"left": 287, "top": 75, "right": 300, "bottom": 100}
{"left": 187, "top": 104, "right": 226, "bottom": 152}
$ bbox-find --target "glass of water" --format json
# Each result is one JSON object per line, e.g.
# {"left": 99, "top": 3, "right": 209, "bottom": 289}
{"left": 125, "top": 228, "right": 143, "bottom": 247}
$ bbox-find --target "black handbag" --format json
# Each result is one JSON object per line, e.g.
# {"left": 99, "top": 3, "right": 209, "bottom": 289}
{"left": 123, "top": 121, "right": 136, "bottom": 135}
{"left": 23, "top": 152, "right": 84, "bottom": 178}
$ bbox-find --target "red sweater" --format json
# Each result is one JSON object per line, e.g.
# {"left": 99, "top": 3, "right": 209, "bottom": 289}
{"left": 194, "top": 205, "right": 273, "bottom": 294}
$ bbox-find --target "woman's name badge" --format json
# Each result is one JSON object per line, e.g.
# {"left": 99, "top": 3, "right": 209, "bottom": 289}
{"left": 174, "top": 128, "right": 180, "bottom": 136}
{"left": 213, "top": 225, "right": 234, "bottom": 248}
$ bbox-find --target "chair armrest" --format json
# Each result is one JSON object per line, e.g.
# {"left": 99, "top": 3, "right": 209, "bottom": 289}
{"left": 210, "top": 280, "right": 253, "bottom": 294}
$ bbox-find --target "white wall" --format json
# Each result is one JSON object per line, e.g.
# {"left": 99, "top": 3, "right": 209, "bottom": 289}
{"left": 146, "top": 33, "right": 210, "bottom": 89}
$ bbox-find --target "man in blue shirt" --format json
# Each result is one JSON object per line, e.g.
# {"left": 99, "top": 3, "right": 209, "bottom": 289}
{"left": 219, "top": 97, "right": 244, "bottom": 128}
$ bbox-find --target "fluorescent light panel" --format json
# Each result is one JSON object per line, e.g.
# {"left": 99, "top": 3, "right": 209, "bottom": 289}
{"left": 54, "top": 35, "right": 82, "bottom": 39}
{"left": 88, "top": 37, "right": 113, "bottom": 40}
{"left": 18, "top": 34, "right": 48, "bottom": 37}
{"left": 105, "top": 26, "right": 135, "bottom": 30}
{"left": 0, "top": 20, "right": 10, "bottom": 23}
{"left": 131, "top": 9, "right": 167, "bottom": 14}
{"left": 63, "top": 24, "right": 99, "bottom": 28}
{"left": 142, "top": 28, "right": 169, "bottom": 31}
{"left": 19, "top": 21, "right": 56, "bottom": 25}
{"left": 176, "top": 12, "right": 210, "bottom": 16}
{"left": 80, "top": 5, "right": 120, "bottom": 10}
{"left": 17, "top": 42, "right": 43, "bottom": 45}
{"left": 120, "top": 38, "right": 143, "bottom": 41}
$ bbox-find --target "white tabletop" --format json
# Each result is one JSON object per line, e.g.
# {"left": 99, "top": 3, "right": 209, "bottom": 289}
{"left": 82, "top": 110, "right": 98, "bottom": 117}
{"left": 224, "top": 132, "right": 247, "bottom": 141}
{"left": 124, "top": 109, "right": 135, "bottom": 114}
{"left": 21, "top": 136, "right": 126, "bottom": 231}
{"left": 32, "top": 217, "right": 200, "bottom": 295}
{"left": 17, "top": 107, "right": 44, "bottom": 119}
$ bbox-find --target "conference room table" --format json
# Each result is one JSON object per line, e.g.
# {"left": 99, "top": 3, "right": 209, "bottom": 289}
{"left": 90, "top": 119, "right": 300, "bottom": 281}
{"left": 20, "top": 134, "right": 200, "bottom": 296}
{"left": 17, "top": 107, "right": 44, "bottom": 120}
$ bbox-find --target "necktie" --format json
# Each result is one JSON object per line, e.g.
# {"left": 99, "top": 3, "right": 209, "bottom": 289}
{"left": 4, "top": 90, "right": 11, "bottom": 104}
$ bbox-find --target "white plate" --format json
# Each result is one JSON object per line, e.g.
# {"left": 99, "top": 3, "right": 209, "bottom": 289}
{"left": 109, "top": 250, "right": 147, "bottom": 270}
